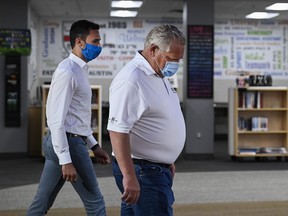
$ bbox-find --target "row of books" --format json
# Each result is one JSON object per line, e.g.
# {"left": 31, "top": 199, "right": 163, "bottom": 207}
{"left": 238, "top": 91, "right": 263, "bottom": 108}
{"left": 91, "top": 92, "right": 99, "bottom": 105}
{"left": 91, "top": 117, "right": 98, "bottom": 129}
{"left": 238, "top": 117, "right": 268, "bottom": 131}
{"left": 238, "top": 147, "right": 288, "bottom": 155}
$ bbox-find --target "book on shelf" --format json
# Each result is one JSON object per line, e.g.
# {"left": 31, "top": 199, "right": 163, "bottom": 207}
{"left": 238, "top": 91, "right": 245, "bottom": 108}
{"left": 257, "top": 147, "right": 287, "bottom": 154}
{"left": 246, "top": 91, "right": 256, "bottom": 108}
{"left": 238, "top": 116, "right": 268, "bottom": 131}
{"left": 238, "top": 148, "right": 258, "bottom": 155}
{"left": 91, "top": 116, "right": 98, "bottom": 129}
{"left": 238, "top": 147, "right": 288, "bottom": 155}
{"left": 251, "top": 117, "right": 268, "bottom": 131}
{"left": 238, "top": 117, "right": 251, "bottom": 131}
{"left": 256, "top": 91, "right": 262, "bottom": 108}
{"left": 91, "top": 91, "right": 98, "bottom": 105}
{"left": 238, "top": 91, "right": 263, "bottom": 108}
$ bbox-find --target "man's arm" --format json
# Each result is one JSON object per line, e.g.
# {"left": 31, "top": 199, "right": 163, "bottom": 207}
{"left": 109, "top": 131, "right": 140, "bottom": 205}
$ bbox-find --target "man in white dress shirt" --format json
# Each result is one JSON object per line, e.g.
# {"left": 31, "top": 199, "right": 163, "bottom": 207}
{"left": 27, "top": 20, "right": 110, "bottom": 216}
{"left": 107, "top": 25, "right": 186, "bottom": 216}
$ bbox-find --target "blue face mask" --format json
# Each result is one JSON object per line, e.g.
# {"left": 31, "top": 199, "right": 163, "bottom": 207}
{"left": 161, "top": 61, "right": 180, "bottom": 77}
{"left": 156, "top": 52, "right": 180, "bottom": 77}
{"left": 81, "top": 43, "right": 102, "bottom": 62}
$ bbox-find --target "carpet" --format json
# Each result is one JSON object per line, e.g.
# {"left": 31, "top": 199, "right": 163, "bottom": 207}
{"left": 1, "top": 201, "right": 288, "bottom": 216}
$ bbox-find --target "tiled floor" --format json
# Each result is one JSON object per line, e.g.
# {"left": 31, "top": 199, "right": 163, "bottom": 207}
{"left": 1, "top": 138, "right": 288, "bottom": 211}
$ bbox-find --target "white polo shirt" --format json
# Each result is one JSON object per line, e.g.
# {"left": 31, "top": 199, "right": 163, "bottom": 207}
{"left": 107, "top": 51, "right": 186, "bottom": 164}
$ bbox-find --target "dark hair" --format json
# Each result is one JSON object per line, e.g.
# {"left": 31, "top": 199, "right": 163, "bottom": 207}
{"left": 69, "top": 20, "right": 100, "bottom": 48}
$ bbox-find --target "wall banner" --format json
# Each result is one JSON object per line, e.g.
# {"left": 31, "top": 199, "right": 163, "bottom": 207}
{"left": 214, "top": 20, "right": 288, "bottom": 79}
{"left": 38, "top": 19, "right": 182, "bottom": 79}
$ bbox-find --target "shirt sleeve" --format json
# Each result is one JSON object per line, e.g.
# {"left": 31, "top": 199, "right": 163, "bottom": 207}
{"left": 46, "top": 69, "right": 76, "bottom": 165}
{"left": 107, "top": 80, "right": 147, "bottom": 133}
{"left": 85, "top": 134, "right": 98, "bottom": 149}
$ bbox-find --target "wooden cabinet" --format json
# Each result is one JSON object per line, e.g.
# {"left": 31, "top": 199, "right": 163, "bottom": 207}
{"left": 28, "top": 106, "right": 42, "bottom": 157}
{"left": 41, "top": 84, "right": 50, "bottom": 142}
{"left": 41, "top": 85, "right": 102, "bottom": 156}
{"left": 228, "top": 87, "right": 288, "bottom": 160}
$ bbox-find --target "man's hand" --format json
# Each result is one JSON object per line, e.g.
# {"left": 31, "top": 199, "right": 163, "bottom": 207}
{"left": 62, "top": 163, "right": 77, "bottom": 182}
{"left": 122, "top": 174, "right": 140, "bottom": 205}
{"left": 92, "top": 146, "right": 111, "bottom": 164}
{"left": 170, "top": 163, "right": 176, "bottom": 178}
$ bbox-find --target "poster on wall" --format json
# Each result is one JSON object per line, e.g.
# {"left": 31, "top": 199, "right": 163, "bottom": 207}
{"left": 0, "top": 29, "right": 31, "bottom": 56}
{"left": 214, "top": 20, "right": 288, "bottom": 79}
{"left": 38, "top": 19, "right": 183, "bottom": 79}
{"left": 187, "top": 25, "right": 214, "bottom": 98}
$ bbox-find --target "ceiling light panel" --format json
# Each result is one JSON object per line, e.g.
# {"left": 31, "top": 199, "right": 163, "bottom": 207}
{"left": 111, "top": 1, "right": 143, "bottom": 8}
{"left": 245, "top": 12, "right": 279, "bottom": 19}
{"left": 110, "top": 10, "right": 138, "bottom": 17}
{"left": 266, "top": 3, "right": 288, "bottom": 11}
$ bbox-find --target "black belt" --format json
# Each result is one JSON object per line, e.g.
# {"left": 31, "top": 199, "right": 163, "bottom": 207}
{"left": 66, "top": 132, "right": 87, "bottom": 140}
{"left": 113, "top": 157, "right": 171, "bottom": 169}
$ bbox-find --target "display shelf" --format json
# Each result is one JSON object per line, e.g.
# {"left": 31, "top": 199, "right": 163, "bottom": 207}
{"left": 41, "top": 84, "right": 50, "bottom": 141}
{"left": 228, "top": 87, "right": 288, "bottom": 160}
{"left": 90, "top": 85, "right": 102, "bottom": 147}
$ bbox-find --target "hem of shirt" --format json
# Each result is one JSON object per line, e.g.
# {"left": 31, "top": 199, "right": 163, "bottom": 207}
{"left": 107, "top": 125, "right": 130, "bottom": 134}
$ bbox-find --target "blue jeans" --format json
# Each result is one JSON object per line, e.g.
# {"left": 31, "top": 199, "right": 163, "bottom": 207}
{"left": 112, "top": 159, "right": 174, "bottom": 216}
{"left": 26, "top": 133, "right": 106, "bottom": 216}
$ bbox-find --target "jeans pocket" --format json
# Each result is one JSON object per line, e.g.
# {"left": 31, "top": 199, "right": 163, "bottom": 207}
{"left": 138, "top": 165, "right": 162, "bottom": 177}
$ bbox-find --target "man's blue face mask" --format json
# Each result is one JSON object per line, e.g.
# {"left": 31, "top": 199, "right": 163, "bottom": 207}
{"left": 81, "top": 43, "right": 102, "bottom": 62}
{"left": 160, "top": 61, "right": 180, "bottom": 77}
{"left": 156, "top": 52, "right": 180, "bottom": 77}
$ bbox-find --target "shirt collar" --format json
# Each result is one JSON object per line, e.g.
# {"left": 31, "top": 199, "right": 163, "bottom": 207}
{"left": 69, "top": 53, "right": 88, "bottom": 70}
{"left": 135, "top": 51, "right": 157, "bottom": 76}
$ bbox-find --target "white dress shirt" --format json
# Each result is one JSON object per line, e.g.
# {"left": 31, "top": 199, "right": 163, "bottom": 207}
{"left": 46, "top": 53, "right": 97, "bottom": 165}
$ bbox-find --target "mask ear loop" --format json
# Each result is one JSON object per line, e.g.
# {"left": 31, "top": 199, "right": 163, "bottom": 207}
{"left": 154, "top": 55, "right": 165, "bottom": 76}
{"left": 156, "top": 49, "right": 167, "bottom": 68}
{"left": 150, "top": 45, "right": 165, "bottom": 77}
{"left": 159, "top": 51, "right": 166, "bottom": 61}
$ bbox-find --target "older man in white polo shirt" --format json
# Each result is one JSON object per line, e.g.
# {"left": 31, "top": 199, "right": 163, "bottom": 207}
{"left": 107, "top": 24, "right": 186, "bottom": 216}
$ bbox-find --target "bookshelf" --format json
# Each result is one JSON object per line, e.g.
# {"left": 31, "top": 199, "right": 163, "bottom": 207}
{"left": 41, "top": 85, "right": 102, "bottom": 157}
{"left": 228, "top": 87, "right": 288, "bottom": 160}
{"left": 90, "top": 85, "right": 102, "bottom": 148}
{"left": 41, "top": 84, "right": 50, "bottom": 142}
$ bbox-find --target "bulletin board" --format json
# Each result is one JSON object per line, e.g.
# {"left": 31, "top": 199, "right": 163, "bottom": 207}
{"left": 0, "top": 29, "right": 31, "bottom": 55}
{"left": 187, "top": 25, "right": 214, "bottom": 98}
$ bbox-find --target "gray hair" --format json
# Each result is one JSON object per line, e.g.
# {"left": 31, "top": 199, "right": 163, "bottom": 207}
{"left": 144, "top": 25, "right": 186, "bottom": 52}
